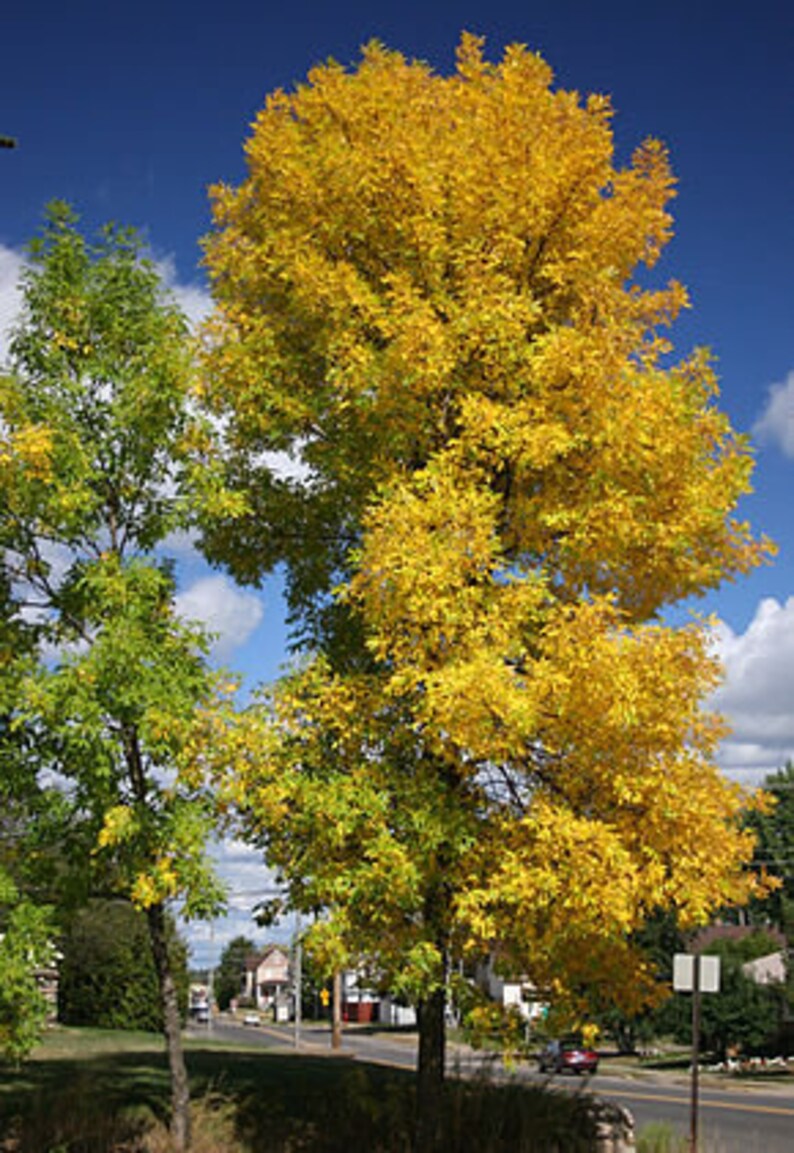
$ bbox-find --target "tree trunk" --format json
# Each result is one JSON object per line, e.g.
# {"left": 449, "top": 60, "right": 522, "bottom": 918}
{"left": 415, "top": 985, "right": 446, "bottom": 1153}
{"left": 147, "top": 902, "right": 191, "bottom": 1151}
{"left": 332, "top": 969, "right": 343, "bottom": 1051}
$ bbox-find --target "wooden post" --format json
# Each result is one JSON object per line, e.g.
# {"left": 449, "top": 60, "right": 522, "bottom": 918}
{"left": 689, "top": 954, "right": 701, "bottom": 1153}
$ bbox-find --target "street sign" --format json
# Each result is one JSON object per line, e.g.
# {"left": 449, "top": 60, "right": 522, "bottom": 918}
{"left": 673, "top": 952, "right": 721, "bottom": 1153}
{"left": 673, "top": 953, "right": 720, "bottom": 993}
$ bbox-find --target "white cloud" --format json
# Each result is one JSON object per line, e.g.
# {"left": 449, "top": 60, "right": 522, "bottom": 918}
{"left": 753, "top": 370, "right": 794, "bottom": 457}
{"left": 710, "top": 597, "right": 794, "bottom": 781}
{"left": 154, "top": 256, "right": 212, "bottom": 329}
{"left": 0, "top": 243, "right": 24, "bottom": 360}
{"left": 179, "top": 839, "right": 293, "bottom": 968}
{"left": 175, "top": 573, "right": 264, "bottom": 661}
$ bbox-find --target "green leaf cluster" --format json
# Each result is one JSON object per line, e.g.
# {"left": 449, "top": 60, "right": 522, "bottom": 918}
{"left": 0, "top": 870, "right": 54, "bottom": 1065}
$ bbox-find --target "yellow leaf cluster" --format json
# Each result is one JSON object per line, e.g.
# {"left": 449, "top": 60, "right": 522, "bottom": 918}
{"left": 0, "top": 422, "right": 54, "bottom": 488}
{"left": 97, "top": 805, "right": 137, "bottom": 849}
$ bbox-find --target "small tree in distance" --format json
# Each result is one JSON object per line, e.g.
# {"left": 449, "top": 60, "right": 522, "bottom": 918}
{"left": 200, "top": 35, "right": 772, "bottom": 1149}
{"left": 214, "top": 934, "right": 256, "bottom": 1010}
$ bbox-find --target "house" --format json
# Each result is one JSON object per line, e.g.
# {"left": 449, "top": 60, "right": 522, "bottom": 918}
{"left": 378, "top": 995, "right": 417, "bottom": 1027}
{"left": 742, "top": 951, "right": 786, "bottom": 986}
{"left": 691, "top": 922, "right": 786, "bottom": 953}
{"left": 476, "top": 955, "right": 547, "bottom": 1025}
{"left": 243, "top": 944, "right": 291, "bottom": 1018}
{"left": 338, "top": 967, "right": 381, "bottom": 1023}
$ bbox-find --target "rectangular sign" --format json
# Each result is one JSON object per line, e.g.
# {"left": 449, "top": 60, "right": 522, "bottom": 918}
{"left": 673, "top": 953, "right": 720, "bottom": 993}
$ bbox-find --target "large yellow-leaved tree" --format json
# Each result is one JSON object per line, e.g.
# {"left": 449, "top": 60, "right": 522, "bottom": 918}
{"left": 199, "top": 35, "right": 770, "bottom": 1148}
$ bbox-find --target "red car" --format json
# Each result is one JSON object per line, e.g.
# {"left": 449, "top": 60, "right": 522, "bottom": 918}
{"left": 538, "top": 1038, "right": 599, "bottom": 1075}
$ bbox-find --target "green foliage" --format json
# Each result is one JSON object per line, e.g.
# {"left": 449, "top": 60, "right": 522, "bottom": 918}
{"left": 745, "top": 762, "right": 794, "bottom": 934}
{"left": 656, "top": 933, "right": 784, "bottom": 1060}
{"left": 0, "top": 202, "right": 234, "bottom": 1145}
{"left": 0, "top": 202, "right": 228, "bottom": 918}
{"left": 0, "top": 869, "right": 55, "bottom": 1065}
{"left": 7, "top": 200, "right": 194, "bottom": 555}
{"left": 214, "top": 935, "right": 256, "bottom": 1011}
{"left": 58, "top": 900, "right": 188, "bottom": 1031}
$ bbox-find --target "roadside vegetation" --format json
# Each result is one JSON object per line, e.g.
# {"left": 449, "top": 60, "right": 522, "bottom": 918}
{"left": 0, "top": 1028, "right": 612, "bottom": 1153}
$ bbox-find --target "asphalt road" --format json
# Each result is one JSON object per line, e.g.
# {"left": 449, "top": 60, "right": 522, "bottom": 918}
{"left": 199, "top": 1020, "right": 794, "bottom": 1152}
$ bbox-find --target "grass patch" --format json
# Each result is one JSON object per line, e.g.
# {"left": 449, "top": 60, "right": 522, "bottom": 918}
{"left": 0, "top": 1027, "right": 614, "bottom": 1152}
{"left": 636, "top": 1121, "right": 687, "bottom": 1153}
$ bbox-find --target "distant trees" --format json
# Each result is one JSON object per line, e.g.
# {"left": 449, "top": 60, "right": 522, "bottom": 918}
{"left": 657, "top": 931, "right": 785, "bottom": 1061}
{"left": 745, "top": 762, "right": 794, "bottom": 936}
{"left": 58, "top": 900, "right": 189, "bottom": 1032}
{"left": 214, "top": 935, "right": 256, "bottom": 1010}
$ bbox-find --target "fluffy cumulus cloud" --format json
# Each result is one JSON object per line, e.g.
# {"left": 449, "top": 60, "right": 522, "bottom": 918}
{"left": 753, "top": 370, "right": 794, "bottom": 457}
{"left": 710, "top": 598, "right": 794, "bottom": 782}
{"left": 153, "top": 256, "right": 212, "bottom": 329}
{"left": 175, "top": 574, "right": 264, "bottom": 661}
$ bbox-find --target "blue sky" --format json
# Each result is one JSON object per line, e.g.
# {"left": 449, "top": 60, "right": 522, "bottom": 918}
{"left": 2, "top": 0, "right": 792, "bottom": 964}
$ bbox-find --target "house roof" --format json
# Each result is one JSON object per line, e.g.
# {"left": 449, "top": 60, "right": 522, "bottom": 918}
{"left": 691, "top": 923, "right": 786, "bottom": 952}
{"left": 244, "top": 944, "right": 290, "bottom": 971}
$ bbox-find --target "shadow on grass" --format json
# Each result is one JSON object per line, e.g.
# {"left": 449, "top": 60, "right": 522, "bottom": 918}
{"left": 0, "top": 1031, "right": 608, "bottom": 1152}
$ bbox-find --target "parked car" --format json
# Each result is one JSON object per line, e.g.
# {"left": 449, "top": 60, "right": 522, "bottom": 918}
{"left": 242, "top": 1012, "right": 261, "bottom": 1026}
{"left": 537, "top": 1037, "right": 599, "bottom": 1075}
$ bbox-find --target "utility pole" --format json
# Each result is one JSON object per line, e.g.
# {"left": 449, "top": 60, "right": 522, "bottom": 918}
{"left": 293, "top": 910, "right": 302, "bottom": 1049}
{"left": 207, "top": 921, "right": 215, "bottom": 1034}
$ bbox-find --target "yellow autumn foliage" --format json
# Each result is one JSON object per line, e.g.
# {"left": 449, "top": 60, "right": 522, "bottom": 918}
{"left": 203, "top": 35, "right": 773, "bottom": 1022}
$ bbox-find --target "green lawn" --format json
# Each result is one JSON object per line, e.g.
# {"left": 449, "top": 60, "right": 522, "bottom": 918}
{"left": 0, "top": 1026, "right": 613, "bottom": 1152}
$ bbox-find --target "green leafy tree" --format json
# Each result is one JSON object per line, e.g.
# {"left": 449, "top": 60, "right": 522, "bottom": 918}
{"left": 0, "top": 566, "right": 63, "bottom": 1065}
{"left": 0, "top": 869, "right": 55, "bottom": 1066}
{"left": 214, "top": 934, "right": 256, "bottom": 1010}
{"left": 58, "top": 899, "right": 188, "bottom": 1031}
{"left": 0, "top": 203, "right": 232, "bottom": 1150}
{"left": 200, "top": 38, "right": 769, "bottom": 1149}
{"left": 658, "top": 933, "right": 784, "bottom": 1061}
